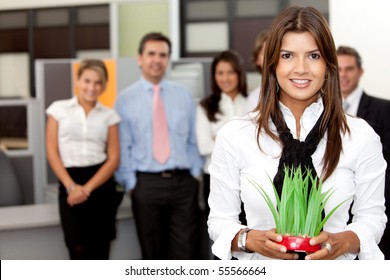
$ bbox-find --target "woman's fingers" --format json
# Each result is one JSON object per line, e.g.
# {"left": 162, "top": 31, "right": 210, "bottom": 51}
{"left": 309, "top": 231, "right": 329, "bottom": 246}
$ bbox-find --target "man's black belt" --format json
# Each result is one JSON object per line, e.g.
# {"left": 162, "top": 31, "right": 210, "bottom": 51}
{"left": 136, "top": 169, "right": 190, "bottom": 178}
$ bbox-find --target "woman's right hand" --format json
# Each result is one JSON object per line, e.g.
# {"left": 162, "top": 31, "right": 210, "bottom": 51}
{"left": 245, "top": 229, "right": 299, "bottom": 260}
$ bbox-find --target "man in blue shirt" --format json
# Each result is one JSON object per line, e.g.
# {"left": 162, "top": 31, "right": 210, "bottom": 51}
{"left": 115, "top": 32, "right": 203, "bottom": 259}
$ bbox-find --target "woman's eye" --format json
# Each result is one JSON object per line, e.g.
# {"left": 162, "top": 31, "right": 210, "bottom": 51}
{"left": 281, "top": 53, "right": 292, "bottom": 59}
{"left": 310, "top": 53, "right": 321, "bottom": 59}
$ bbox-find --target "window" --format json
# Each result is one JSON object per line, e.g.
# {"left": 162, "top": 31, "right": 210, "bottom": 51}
{"left": 0, "top": 4, "right": 110, "bottom": 97}
{"left": 0, "top": 11, "right": 28, "bottom": 53}
{"left": 0, "top": 104, "right": 28, "bottom": 150}
{"left": 181, "top": 0, "right": 329, "bottom": 70}
{"left": 75, "top": 5, "right": 110, "bottom": 53}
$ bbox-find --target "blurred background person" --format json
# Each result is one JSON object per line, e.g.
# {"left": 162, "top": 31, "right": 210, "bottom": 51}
{"left": 115, "top": 32, "right": 203, "bottom": 260}
{"left": 196, "top": 50, "right": 247, "bottom": 216}
{"left": 246, "top": 30, "right": 268, "bottom": 112}
{"left": 337, "top": 45, "right": 390, "bottom": 259}
{"left": 46, "top": 59, "right": 122, "bottom": 259}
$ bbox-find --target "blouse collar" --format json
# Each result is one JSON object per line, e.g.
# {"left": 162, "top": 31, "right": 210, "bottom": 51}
{"left": 69, "top": 95, "right": 103, "bottom": 110}
{"left": 220, "top": 92, "right": 245, "bottom": 102}
{"left": 278, "top": 97, "right": 324, "bottom": 140}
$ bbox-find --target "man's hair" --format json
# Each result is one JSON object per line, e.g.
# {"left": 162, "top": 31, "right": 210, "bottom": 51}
{"left": 138, "top": 32, "right": 172, "bottom": 55}
{"left": 336, "top": 46, "right": 362, "bottom": 69}
{"left": 251, "top": 30, "right": 268, "bottom": 72}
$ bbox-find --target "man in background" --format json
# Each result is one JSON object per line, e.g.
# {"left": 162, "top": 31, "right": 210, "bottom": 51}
{"left": 245, "top": 30, "right": 268, "bottom": 112}
{"left": 115, "top": 32, "right": 203, "bottom": 259}
{"left": 337, "top": 45, "right": 390, "bottom": 259}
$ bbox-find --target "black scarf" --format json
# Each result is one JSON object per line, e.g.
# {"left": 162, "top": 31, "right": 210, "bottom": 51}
{"left": 272, "top": 112, "right": 324, "bottom": 198}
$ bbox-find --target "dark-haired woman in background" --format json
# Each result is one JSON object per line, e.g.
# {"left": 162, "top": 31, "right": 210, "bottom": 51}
{"left": 196, "top": 50, "right": 247, "bottom": 215}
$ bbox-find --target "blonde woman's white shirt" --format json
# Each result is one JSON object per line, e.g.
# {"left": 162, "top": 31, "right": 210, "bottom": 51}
{"left": 196, "top": 92, "right": 247, "bottom": 173}
{"left": 46, "top": 96, "right": 121, "bottom": 168}
{"left": 208, "top": 98, "right": 387, "bottom": 260}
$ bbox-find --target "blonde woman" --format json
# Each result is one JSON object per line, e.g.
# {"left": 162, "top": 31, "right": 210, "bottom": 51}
{"left": 46, "top": 59, "right": 122, "bottom": 259}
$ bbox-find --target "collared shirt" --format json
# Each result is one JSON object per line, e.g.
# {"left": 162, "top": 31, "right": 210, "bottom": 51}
{"left": 343, "top": 87, "right": 363, "bottom": 116}
{"left": 208, "top": 98, "right": 387, "bottom": 260}
{"left": 46, "top": 96, "right": 121, "bottom": 167}
{"left": 196, "top": 92, "right": 247, "bottom": 173}
{"left": 115, "top": 77, "right": 203, "bottom": 192}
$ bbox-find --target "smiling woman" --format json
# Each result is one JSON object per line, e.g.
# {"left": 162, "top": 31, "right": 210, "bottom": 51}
{"left": 45, "top": 59, "right": 123, "bottom": 260}
{"left": 276, "top": 32, "right": 327, "bottom": 124}
{"left": 76, "top": 64, "right": 107, "bottom": 108}
{"left": 207, "top": 6, "right": 387, "bottom": 261}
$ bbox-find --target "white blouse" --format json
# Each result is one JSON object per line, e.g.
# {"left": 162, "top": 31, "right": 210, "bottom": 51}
{"left": 46, "top": 97, "right": 121, "bottom": 168}
{"left": 208, "top": 99, "right": 387, "bottom": 260}
{"left": 196, "top": 93, "right": 247, "bottom": 173}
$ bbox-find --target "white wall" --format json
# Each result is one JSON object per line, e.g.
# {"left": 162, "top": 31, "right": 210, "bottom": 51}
{"left": 330, "top": 0, "right": 390, "bottom": 100}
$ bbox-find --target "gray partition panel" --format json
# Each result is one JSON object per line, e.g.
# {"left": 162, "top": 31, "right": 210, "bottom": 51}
{"left": 43, "top": 62, "right": 72, "bottom": 110}
{"left": 116, "top": 58, "right": 140, "bottom": 94}
{"left": 43, "top": 62, "right": 72, "bottom": 184}
{"left": 202, "top": 61, "right": 212, "bottom": 97}
{"left": 10, "top": 156, "right": 34, "bottom": 204}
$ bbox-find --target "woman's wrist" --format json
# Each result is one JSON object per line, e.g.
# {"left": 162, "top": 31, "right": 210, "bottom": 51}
{"left": 340, "top": 230, "right": 360, "bottom": 255}
{"left": 238, "top": 228, "right": 254, "bottom": 253}
{"left": 66, "top": 182, "right": 77, "bottom": 193}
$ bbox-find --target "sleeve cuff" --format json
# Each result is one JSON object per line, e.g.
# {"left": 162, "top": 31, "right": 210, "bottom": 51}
{"left": 346, "top": 223, "right": 384, "bottom": 260}
{"left": 124, "top": 178, "right": 136, "bottom": 193}
{"left": 190, "top": 168, "right": 202, "bottom": 178}
{"left": 211, "top": 224, "right": 247, "bottom": 260}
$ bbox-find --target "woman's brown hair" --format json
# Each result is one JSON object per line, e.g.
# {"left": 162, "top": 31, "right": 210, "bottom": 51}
{"left": 255, "top": 6, "right": 349, "bottom": 181}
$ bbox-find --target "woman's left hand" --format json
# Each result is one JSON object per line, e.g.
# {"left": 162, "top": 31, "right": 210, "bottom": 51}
{"left": 305, "top": 230, "right": 360, "bottom": 260}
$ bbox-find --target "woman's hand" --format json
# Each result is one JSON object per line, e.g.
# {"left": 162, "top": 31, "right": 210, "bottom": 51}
{"left": 67, "top": 185, "right": 89, "bottom": 206}
{"left": 305, "top": 230, "right": 360, "bottom": 260}
{"left": 244, "top": 229, "right": 299, "bottom": 260}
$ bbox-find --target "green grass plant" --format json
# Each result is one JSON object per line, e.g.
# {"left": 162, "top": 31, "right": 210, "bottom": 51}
{"left": 248, "top": 166, "right": 348, "bottom": 237}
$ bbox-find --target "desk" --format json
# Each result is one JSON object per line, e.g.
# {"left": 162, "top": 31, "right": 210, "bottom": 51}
{"left": 0, "top": 198, "right": 141, "bottom": 259}
{"left": 0, "top": 137, "right": 28, "bottom": 150}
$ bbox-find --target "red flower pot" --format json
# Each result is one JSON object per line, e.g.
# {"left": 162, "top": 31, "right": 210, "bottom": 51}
{"left": 278, "top": 235, "right": 321, "bottom": 253}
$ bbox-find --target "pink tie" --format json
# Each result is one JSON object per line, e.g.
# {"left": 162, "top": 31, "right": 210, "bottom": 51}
{"left": 153, "top": 84, "right": 170, "bottom": 164}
